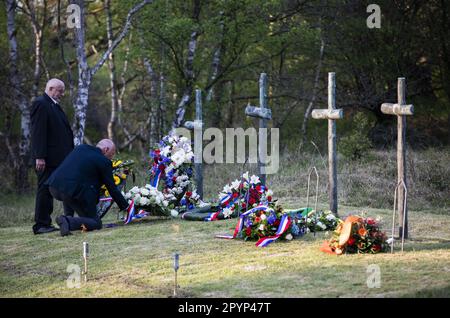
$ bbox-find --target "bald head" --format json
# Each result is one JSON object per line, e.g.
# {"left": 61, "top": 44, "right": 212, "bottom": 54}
{"left": 96, "top": 139, "right": 116, "bottom": 160}
{"left": 45, "top": 78, "right": 65, "bottom": 102}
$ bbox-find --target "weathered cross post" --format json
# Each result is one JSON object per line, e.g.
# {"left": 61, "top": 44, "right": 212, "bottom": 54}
{"left": 381, "top": 77, "right": 414, "bottom": 239}
{"left": 312, "top": 72, "right": 343, "bottom": 216}
{"left": 184, "top": 89, "right": 203, "bottom": 198}
{"left": 245, "top": 73, "right": 272, "bottom": 186}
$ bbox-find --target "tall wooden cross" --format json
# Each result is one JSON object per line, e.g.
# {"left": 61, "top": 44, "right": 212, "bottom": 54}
{"left": 311, "top": 72, "right": 343, "bottom": 215}
{"left": 184, "top": 89, "right": 203, "bottom": 198}
{"left": 245, "top": 73, "right": 272, "bottom": 186}
{"left": 381, "top": 77, "right": 414, "bottom": 239}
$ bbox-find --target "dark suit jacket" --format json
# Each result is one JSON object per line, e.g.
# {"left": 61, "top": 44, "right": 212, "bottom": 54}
{"left": 46, "top": 144, "right": 129, "bottom": 213}
{"left": 31, "top": 93, "right": 74, "bottom": 168}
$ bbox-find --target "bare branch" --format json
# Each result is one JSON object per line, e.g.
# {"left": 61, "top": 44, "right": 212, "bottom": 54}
{"left": 90, "top": 0, "right": 152, "bottom": 76}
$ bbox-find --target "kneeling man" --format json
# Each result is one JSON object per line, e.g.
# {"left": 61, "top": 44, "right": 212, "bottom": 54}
{"left": 47, "top": 139, "right": 129, "bottom": 236}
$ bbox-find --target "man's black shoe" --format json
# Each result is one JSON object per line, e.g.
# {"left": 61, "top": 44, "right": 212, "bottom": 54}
{"left": 56, "top": 215, "right": 72, "bottom": 236}
{"left": 34, "top": 226, "right": 58, "bottom": 235}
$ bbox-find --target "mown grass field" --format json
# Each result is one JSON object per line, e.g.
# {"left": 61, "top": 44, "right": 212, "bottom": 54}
{"left": 0, "top": 149, "right": 449, "bottom": 298}
{"left": 1, "top": 204, "right": 449, "bottom": 298}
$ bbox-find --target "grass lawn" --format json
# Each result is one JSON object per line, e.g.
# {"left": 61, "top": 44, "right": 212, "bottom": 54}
{"left": 1, "top": 203, "right": 449, "bottom": 298}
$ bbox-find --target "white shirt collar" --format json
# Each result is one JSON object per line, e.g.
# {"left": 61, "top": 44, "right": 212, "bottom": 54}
{"left": 48, "top": 95, "right": 59, "bottom": 105}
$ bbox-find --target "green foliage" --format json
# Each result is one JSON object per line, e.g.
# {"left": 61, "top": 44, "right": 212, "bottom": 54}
{"left": 340, "top": 112, "right": 374, "bottom": 160}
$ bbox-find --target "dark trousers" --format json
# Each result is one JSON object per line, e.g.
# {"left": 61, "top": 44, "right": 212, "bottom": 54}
{"left": 33, "top": 167, "right": 74, "bottom": 233}
{"left": 49, "top": 187, "right": 102, "bottom": 232}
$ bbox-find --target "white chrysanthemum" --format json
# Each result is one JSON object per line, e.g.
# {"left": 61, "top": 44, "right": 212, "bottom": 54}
{"left": 326, "top": 214, "right": 336, "bottom": 221}
{"left": 219, "top": 192, "right": 228, "bottom": 200}
{"left": 170, "top": 209, "right": 179, "bottom": 217}
{"left": 140, "top": 197, "right": 149, "bottom": 206}
{"left": 179, "top": 136, "right": 188, "bottom": 143}
{"left": 250, "top": 175, "right": 260, "bottom": 185}
{"left": 222, "top": 184, "right": 232, "bottom": 193}
{"left": 191, "top": 192, "right": 200, "bottom": 201}
{"left": 124, "top": 192, "right": 132, "bottom": 200}
{"left": 141, "top": 188, "right": 150, "bottom": 196}
{"left": 285, "top": 233, "right": 293, "bottom": 241}
{"left": 222, "top": 208, "right": 233, "bottom": 218}
{"left": 266, "top": 189, "right": 273, "bottom": 197}
{"left": 180, "top": 181, "right": 190, "bottom": 188}
{"left": 171, "top": 149, "right": 188, "bottom": 167}
{"left": 130, "top": 186, "right": 140, "bottom": 194}
{"left": 258, "top": 224, "right": 265, "bottom": 231}
{"left": 159, "top": 146, "right": 169, "bottom": 157}
{"left": 317, "top": 221, "right": 326, "bottom": 230}
{"left": 242, "top": 171, "right": 249, "bottom": 181}
{"left": 260, "top": 214, "right": 267, "bottom": 220}
{"left": 165, "top": 164, "right": 175, "bottom": 174}
{"left": 231, "top": 179, "right": 241, "bottom": 190}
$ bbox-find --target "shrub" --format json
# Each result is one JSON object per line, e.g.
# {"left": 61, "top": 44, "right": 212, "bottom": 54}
{"left": 340, "top": 112, "right": 374, "bottom": 160}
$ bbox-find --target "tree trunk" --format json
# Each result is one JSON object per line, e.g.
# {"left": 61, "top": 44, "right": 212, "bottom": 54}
{"left": 171, "top": 31, "right": 199, "bottom": 130}
{"left": 70, "top": 0, "right": 152, "bottom": 145}
{"left": 57, "top": 0, "right": 75, "bottom": 101}
{"left": 117, "top": 32, "right": 133, "bottom": 146}
{"left": 22, "top": 0, "right": 47, "bottom": 99}
{"left": 71, "top": 0, "right": 90, "bottom": 145}
{"left": 206, "top": 12, "right": 225, "bottom": 128}
{"left": 143, "top": 57, "right": 159, "bottom": 146}
{"left": 159, "top": 43, "right": 167, "bottom": 138}
{"left": 6, "top": 0, "right": 31, "bottom": 192}
{"left": 301, "top": 37, "right": 325, "bottom": 146}
{"left": 105, "top": 0, "right": 119, "bottom": 143}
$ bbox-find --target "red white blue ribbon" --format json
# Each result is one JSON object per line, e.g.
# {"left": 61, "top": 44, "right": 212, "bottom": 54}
{"left": 151, "top": 169, "right": 162, "bottom": 188}
{"left": 216, "top": 205, "right": 291, "bottom": 247}
{"left": 124, "top": 200, "right": 135, "bottom": 224}
{"left": 124, "top": 200, "right": 149, "bottom": 224}
{"left": 204, "top": 211, "right": 220, "bottom": 221}
{"left": 255, "top": 214, "right": 291, "bottom": 247}
{"left": 216, "top": 205, "right": 272, "bottom": 240}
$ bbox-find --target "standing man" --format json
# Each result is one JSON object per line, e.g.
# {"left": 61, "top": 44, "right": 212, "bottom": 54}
{"left": 31, "top": 78, "right": 74, "bottom": 234}
{"left": 47, "top": 139, "right": 130, "bottom": 236}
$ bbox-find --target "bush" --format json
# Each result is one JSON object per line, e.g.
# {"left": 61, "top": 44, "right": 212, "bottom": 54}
{"left": 340, "top": 112, "right": 374, "bottom": 160}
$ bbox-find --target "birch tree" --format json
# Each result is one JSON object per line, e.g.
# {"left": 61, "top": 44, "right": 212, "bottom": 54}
{"left": 70, "top": 0, "right": 152, "bottom": 145}
{"left": 5, "top": 0, "right": 32, "bottom": 192}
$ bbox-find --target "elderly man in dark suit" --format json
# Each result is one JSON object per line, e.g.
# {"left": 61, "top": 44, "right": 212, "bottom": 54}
{"left": 31, "top": 78, "right": 74, "bottom": 234}
{"left": 47, "top": 139, "right": 130, "bottom": 236}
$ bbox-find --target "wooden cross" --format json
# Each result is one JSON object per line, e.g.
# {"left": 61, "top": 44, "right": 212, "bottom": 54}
{"left": 184, "top": 89, "right": 203, "bottom": 198}
{"left": 311, "top": 72, "right": 343, "bottom": 216}
{"left": 245, "top": 73, "right": 272, "bottom": 186}
{"left": 381, "top": 77, "right": 414, "bottom": 239}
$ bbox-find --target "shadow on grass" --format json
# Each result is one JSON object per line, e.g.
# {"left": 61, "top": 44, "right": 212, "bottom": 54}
{"left": 399, "top": 241, "right": 450, "bottom": 252}
{"left": 401, "top": 284, "right": 450, "bottom": 298}
{"left": 103, "top": 216, "right": 172, "bottom": 227}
